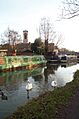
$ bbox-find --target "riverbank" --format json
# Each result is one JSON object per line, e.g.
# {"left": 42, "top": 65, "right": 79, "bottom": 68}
{"left": 5, "top": 70, "right": 79, "bottom": 119}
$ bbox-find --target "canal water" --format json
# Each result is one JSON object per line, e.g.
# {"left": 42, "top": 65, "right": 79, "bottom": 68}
{"left": 0, "top": 63, "right": 79, "bottom": 119}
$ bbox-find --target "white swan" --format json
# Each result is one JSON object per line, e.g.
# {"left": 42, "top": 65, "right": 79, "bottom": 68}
{"left": 51, "top": 80, "right": 57, "bottom": 87}
{"left": 26, "top": 80, "right": 32, "bottom": 91}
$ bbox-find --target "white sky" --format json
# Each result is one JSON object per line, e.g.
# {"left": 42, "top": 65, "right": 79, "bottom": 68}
{"left": 0, "top": 0, "right": 79, "bottom": 51}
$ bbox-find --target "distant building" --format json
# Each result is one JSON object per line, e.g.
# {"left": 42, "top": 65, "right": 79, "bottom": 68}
{"left": 53, "top": 46, "right": 59, "bottom": 55}
{"left": 48, "top": 43, "right": 59, "bottom": 55}
{"left": 0, "top": 30, "right": 32, "bottom": 56}
{"left": 48, "top": 43, "right": 54, "bottom": 52}
{"left": 23, "top": 30, "right": 28, "bottom": 43}
{"left": 16, "top": 42, "right": 32, "bottom": 55}
{"left": 0, "top": 49, "right": 8, "bottom": 56}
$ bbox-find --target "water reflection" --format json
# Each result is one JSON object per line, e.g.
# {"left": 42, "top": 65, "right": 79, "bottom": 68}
{"left": 55, "top": 63, "right": 79, "bottom": 87}
{"left": 61, "top": 62, "right": 77, "bottom": 68}
{"left": 0, "top": 63, "right": 79, "bottom": 119}
{"left": 27, "top": 90, "right": 30, "bottom": 99}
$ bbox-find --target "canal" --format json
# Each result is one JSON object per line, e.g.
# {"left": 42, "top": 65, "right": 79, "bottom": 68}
{"left": 0, "top": 63, "right": 79, "bottom": 119}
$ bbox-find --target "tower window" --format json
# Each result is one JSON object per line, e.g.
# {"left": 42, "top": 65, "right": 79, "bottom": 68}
{"left": 24, "top": 34, "right": 27, "bottom": 39}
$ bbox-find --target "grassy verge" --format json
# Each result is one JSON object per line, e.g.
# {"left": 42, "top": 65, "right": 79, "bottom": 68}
{"left": 5, "top": 70, "right": 79, "bottom": 119}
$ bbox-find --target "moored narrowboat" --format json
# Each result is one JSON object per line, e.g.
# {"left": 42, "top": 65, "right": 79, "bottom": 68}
{"left": 0, "top": 55, "right": 47, "bottom": 72}
{"left": 60, "top": 54, "right": 77, "bottom": 63}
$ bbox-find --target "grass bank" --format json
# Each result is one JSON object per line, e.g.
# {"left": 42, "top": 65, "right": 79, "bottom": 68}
{"left": 5, "top": 70, "right": 79, "bottom": 119}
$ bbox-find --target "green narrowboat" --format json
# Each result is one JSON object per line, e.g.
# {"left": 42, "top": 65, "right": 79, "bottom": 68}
{"left": 0, "top": 55, "right": 47, "bottom": 72}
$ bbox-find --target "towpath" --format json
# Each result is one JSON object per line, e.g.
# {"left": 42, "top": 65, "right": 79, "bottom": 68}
{"left": 57, "top": 87, "right": 79, "bottom": 119}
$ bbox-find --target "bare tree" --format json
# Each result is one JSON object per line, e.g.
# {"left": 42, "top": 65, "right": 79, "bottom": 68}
{"left": 55, "top": 34, "right": 64, "bottom": 47}
{"left": 1, "top": 28, "right": 22, "bottom": 46}
{"left": 62, "top": 0, "right": 79, "bottom": 19}
{"left": 39, "top": 18, "right": 64, "bottom": 54}
{"left": 39, "top": 18, "right": 57, "bottom": 54}
{"left": 39, "top": 17, "right": 56, "bottom": 42}
{"left": 0, "top": 34, "right": 6, "bottom": 44}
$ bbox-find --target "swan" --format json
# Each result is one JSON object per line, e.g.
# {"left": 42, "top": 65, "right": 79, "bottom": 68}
{"left": 26, "top": 80, "right": 32, "bottom": 91}
{"left": 51, "top": 80, "right": 57, "bottom": 87}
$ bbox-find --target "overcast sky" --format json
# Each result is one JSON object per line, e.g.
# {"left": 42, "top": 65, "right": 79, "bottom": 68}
{"left": 0, "top": 0, "right": 79, "bottom": 51}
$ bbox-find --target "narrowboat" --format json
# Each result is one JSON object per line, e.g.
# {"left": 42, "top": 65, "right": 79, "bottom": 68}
{"left": 45, "top": 52, "right": 61, "bottom": 63}
{"left": 0, "top": 55, "right": 47, "bottom": 72}
{"left": 60, "top": 55, "right": 77, "bottom": 63}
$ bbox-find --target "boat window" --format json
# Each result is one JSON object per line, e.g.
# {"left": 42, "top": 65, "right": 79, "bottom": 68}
{"left": 8, "top": 58, "right": 12, "bottom": 64}
{"left": 32, "top": 57, "right": 40, "bottom": 61}
{"left": 23, "top": 58, "right": 28, "bottom": 62}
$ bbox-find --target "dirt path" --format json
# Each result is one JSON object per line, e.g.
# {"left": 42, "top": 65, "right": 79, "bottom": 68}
{"left": 58, "top": 88, "right": 79, "bottom": 119}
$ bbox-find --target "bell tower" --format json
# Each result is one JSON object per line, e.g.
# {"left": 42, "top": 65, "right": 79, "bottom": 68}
{"left": 23, "top": 30, "right": 28, "bottom": 43}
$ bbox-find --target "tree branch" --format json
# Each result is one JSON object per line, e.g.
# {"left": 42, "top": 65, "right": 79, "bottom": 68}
{"left": 62, "top": 0, "right": 79, "bottom": 19}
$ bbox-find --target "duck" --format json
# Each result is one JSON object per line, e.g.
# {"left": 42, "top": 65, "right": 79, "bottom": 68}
{"left": 26, "top": 80, "right": 32, "bottom": 91}
{"left": 0, "top": 90, "right": 8, "bottom": 100}
{"left": 51, "top": 80, "right": 57, "bottom": 87}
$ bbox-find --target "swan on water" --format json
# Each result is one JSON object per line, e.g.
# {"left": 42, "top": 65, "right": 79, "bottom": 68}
{"left": 26, "top": 80, "right": 32, "bottom": 91}
{"left": 51, "top": 80, "right": 57, "bottom": 87}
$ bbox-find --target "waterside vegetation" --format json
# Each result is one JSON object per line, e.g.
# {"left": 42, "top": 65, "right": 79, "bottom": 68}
{"left": 5, "top": 70, "right": 79, "bottom": 119}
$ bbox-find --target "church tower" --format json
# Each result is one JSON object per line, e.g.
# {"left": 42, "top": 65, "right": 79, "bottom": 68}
{"left": 23, "top": 30, "right": 28, "bottom": 43}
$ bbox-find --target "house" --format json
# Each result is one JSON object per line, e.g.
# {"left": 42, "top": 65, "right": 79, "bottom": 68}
{"left": 16, "top": 42, "right": 33, "bottom": 55}
{"left": 48, "top": 43, "right": 59, "bottom": 55}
